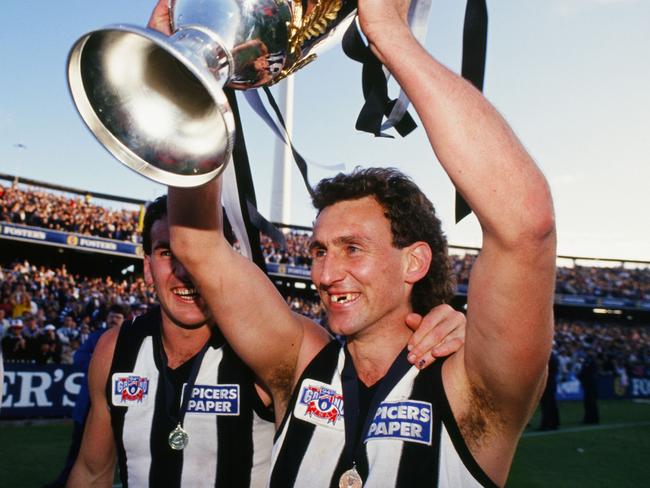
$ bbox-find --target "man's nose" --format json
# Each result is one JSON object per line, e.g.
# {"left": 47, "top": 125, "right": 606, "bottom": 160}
{"left": 316, "top": 252, "right": 345, "bottom": 287}
{"left": 172, "top": 257, "right": 191, "bottom": 280}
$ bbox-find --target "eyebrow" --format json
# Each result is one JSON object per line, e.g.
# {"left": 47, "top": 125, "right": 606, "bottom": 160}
{"left": 153, "top": 240, "right": 170, "bottom": 251}
{"left": 308, "top": 234, "right": 370, "bottom": 251}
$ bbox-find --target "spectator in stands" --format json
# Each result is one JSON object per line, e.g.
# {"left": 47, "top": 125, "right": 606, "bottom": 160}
{"left": 0, "top": 308, "right": 10, "bottom": 337}
{"left": 57, "top": 314, "right": 80, "bottom": 345}
{"left": 21, "top": 312, "right": 41, "bottom": 339}
{"left": 35, "top": 324, "right": 63, "bottom": 364}
{"left": 1, "top": 319, "right": 28, "bottom": 361}
{"left": 61, "top": 336, "right": 81, "bottom": 365}
{"left": 96, "top": 304, "right": 127, "bottom": 331}
{"left": 11, "top": 289, "right": 37, "bottom": 318}
{"left": 78, "top": 323, "right": 91, "bottom": 345}
{"left": 261, "top": 230, "right": 313, "bottom": 268}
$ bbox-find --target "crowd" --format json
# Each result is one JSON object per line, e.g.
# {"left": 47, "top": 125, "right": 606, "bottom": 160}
{"left": 0, "top": 182, "right": 142, "bottom": 242}
{"left": 286, "top": 295, "right": 324, "bottom": 323}
{"left": 3, "top": 253, "right": 650, "bottom": 381}
{"left": 0, "top": 260, "right": 153, "bottom": 364}
{"left": 553, "top": 319, "right": 650, "bottom": 381}
{"left": 260, "top": 229, "right": 312, "bottom": 267}
{"left": 555, "top": 265, "right": 650, "bottom": 300}
{"left": 449, "top": 252, "right": 650, "bottom": 300}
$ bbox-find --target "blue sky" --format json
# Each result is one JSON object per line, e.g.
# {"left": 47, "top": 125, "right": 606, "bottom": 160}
{"left": 1, "top": 1, "right": 649, "bottom": 261}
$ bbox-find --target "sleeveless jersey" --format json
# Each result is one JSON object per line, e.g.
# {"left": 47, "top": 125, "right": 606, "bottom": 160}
{"left": 107, "top": 308, "right": 274, "bottom": 487}
{"left": 270, "top": 341, "right": 498, "bottom": 487}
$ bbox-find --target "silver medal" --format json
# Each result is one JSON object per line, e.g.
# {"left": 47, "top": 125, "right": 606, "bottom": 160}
{"left": 168, "top": 423, "right": 189, "bottom": 450}
{"left": 339, "top": 467, "right": 363, "bottom": 488}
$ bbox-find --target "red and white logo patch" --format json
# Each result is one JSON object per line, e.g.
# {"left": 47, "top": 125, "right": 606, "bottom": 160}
{"left": 111, "top": 373, "right": 150, "bottom": 406}
{"left": 294, "top": 378, "right": 345, "bottom": 431}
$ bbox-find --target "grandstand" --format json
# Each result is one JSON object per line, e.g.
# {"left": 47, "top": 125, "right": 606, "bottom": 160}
{"left": 1, "top": 175, "right": 650, "bottom": 420}
{"left": 0, "top": 173, "right": 144, "bottom": 278}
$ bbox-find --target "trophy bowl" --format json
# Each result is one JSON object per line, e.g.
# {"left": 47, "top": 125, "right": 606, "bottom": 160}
{"left": 67, "top": 0, "right": 356, "bottom": 187}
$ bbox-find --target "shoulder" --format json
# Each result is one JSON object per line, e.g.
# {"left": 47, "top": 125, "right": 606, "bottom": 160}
{"left": 92, "top": 326, "right": 121, "bottom": 370}
{"left": 295, "top": 313, "right": 332, "bottom": 376}
{"left": 298, "top": 313, "right": 331, "bottom": 351}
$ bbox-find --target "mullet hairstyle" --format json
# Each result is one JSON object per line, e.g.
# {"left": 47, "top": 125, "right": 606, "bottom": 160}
{"left": 311, "top": 167, "right": 454, "bottom": 314}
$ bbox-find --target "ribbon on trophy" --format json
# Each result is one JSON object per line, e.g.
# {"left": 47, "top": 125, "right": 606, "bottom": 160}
{"left": 243, "top": 87, "right": 347, "bottom": 198}
{"left": 221, "top": 88, "right": 285, "bottom": 270}
{"left": 342, "top": 0, "right": 488, "bottom": 222}
{"left": 456, "top": 0, "right": 488, "bottom": 222}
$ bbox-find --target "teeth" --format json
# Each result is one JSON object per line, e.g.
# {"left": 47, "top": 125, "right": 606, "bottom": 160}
{"left": 173, "top": 288, "right": 198, "bottom": 298}
{"left": 332, "top": 294, "right": 352, "bottom": 303}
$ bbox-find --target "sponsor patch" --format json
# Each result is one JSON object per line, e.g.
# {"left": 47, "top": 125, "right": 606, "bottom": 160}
{"left": 365, "top": 400, "right": 432, "bottom": 445}
{"left": 293, "top": 378, "right": 344, "bottom": 430}
{"left": 184, "top": 384, "right": 240, "bottom": 415}
{"left": 111, "top": 373, "right": 150, "bottom": 406}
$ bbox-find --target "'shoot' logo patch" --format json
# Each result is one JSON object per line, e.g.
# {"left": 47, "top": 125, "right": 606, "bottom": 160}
{"left": 294, "top": 378, "right": 344, "bottom": 430}
{"left": 112, "top": 373, "right": 150, "bottom": 406}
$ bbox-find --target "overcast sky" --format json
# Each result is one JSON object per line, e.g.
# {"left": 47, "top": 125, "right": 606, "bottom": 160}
{"left": 1, "top": 0, "right": 648, "bottom": 261}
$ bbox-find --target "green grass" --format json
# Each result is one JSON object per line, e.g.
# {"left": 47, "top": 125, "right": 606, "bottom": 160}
{"left": 2, "top": 400, "right": 649, "bottom": 487}
{"left": 0, "top": 420, "right": 72, "bottom": 488}
{"left": 508, "top": 400, "right": 650, "bottom": 487}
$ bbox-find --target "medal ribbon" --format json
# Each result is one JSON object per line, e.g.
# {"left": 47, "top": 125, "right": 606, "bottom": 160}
{"left": 340, "top": 346, "right": 413, "bottom": 472}
{"left": 154, "top": 328, "right": 212, "bottom": 440}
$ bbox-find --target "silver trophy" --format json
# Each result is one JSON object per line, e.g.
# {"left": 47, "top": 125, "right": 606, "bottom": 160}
{"left": 67, "top": 0, "right": 356, "bottom": 187}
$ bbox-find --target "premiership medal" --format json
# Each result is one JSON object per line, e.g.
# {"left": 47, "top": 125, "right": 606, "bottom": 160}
{"left": 339, "top": 467, "right": 363, "bottom": 488}
{"left": 168, "top": 423, "right": 189, "bottom": 450}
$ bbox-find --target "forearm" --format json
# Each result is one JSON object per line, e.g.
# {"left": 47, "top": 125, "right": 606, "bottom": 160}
{"left": 167, "top": 179, "right": 225, "bottom": 269}
{"left": 67, "top": 459, "right": 115, "bottom": 488}
{"left": 375, "top": 29, "right": 555, "bottom": 245}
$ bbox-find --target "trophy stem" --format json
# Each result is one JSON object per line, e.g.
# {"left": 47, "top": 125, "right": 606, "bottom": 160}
{"left": 171, "top": 25, "right": 233, "bottom": 88}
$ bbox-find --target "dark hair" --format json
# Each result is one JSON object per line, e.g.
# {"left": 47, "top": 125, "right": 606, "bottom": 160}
{"left": 311, "top": 167, "right": 453, "bottom": 314}
{"left": 142, "top": 195, "right": 168, "bottom": 255}
{"left": 142, "top": 194, "right": 235, "bottom": 254}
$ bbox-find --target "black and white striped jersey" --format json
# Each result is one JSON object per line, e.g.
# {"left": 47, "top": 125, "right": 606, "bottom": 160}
{"left": 270, "top": 340, "right": 498, "bottom": 487}
{"left": 107, "top": 308, "right": 274, "bottom": 488}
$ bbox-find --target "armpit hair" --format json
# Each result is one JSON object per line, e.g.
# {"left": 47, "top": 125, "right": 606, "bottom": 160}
{"left": 267, "top": 360, "right": 297, "bottom": 408}
{"left": 458, "top": 382, "right": 505, "bottom": 451}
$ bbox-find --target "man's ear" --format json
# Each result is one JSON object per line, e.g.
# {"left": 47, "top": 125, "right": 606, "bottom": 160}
{"left": 404, "top": 242, "right": 432, "bottom": 284}
{"left": 143, "top": 255, "right": 153, "bottom": 286}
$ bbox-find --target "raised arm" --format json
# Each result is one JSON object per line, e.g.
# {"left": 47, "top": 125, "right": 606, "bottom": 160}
{"left": 359, "top": 0, "right": 555, "bottom": 429}
{"left": 67, "top": 328, "right": 119, "bottom": 488}
{"left": 167, "top": 181, "right": 329, "bottom": 422}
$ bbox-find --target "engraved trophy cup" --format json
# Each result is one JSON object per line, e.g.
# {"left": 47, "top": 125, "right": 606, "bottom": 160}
{"left": 67, "top": 0, "right": 356, "bottom": 187}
